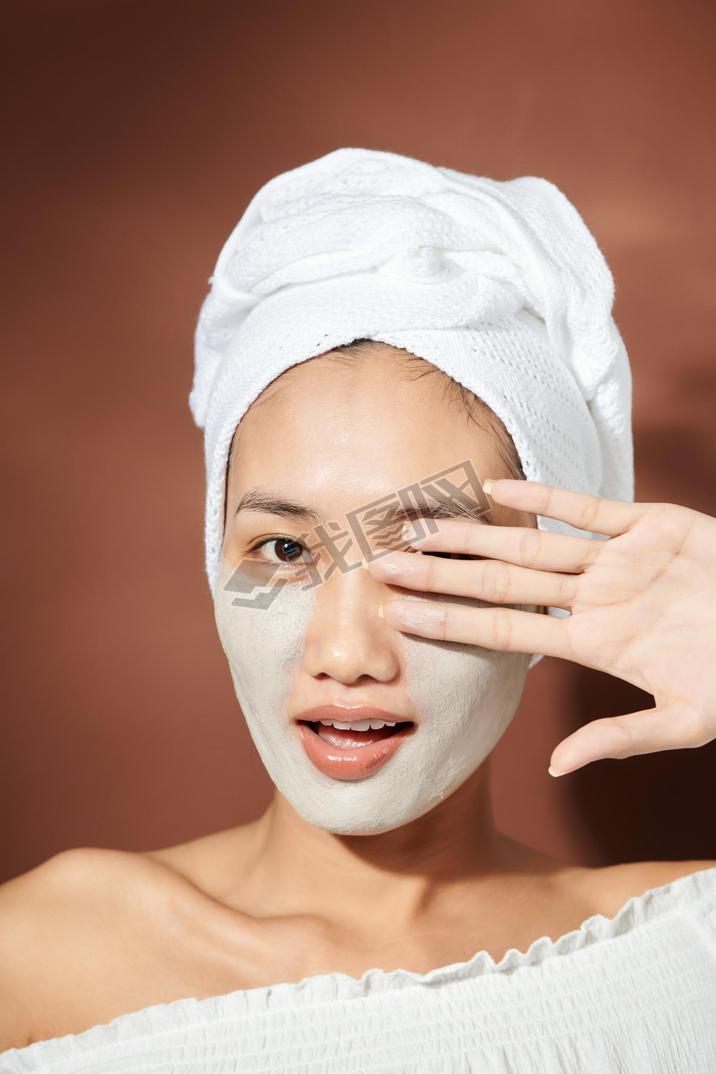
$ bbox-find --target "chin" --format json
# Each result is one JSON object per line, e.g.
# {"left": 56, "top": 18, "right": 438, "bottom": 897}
{"left": 290, "top": 791, "right": 454, "bottom": 837}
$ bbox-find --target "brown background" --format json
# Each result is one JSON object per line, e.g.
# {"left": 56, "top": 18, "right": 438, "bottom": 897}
{"left": 2, "top": 0, "right": 715, "bottom": 883}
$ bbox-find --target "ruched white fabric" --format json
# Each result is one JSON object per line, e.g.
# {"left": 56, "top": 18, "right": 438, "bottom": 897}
{"left": 2, "top": 866, "right": 715, "bottom": 1073}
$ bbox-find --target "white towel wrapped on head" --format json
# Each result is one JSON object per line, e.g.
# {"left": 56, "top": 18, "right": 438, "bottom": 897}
{"left": 190, "top": 147, "right": 634, "bottom": 669}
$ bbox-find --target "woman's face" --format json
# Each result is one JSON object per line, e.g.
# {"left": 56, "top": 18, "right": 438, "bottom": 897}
{"left": 214, "top": 347, "right": 539, "bottom": 835}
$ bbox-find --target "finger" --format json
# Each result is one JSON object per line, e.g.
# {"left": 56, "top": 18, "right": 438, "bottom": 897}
{"left": 403, "top": 521, "right": 600, "bottom": 574}
{"left": 481, "top": 479, "right": 649, "bottom": 537}
{"left": 549, "top": 702, "right": 709, "bottom": 775}
{"left": 381, "top": 599, "right": 572, "bottom": 659}
{"left": 370, "top": 551, "right": 578, "bottom": 610}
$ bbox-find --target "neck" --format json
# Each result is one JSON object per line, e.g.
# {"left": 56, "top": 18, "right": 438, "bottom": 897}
{"left": 229, "top": 760, "right": 534, "bottom": 939}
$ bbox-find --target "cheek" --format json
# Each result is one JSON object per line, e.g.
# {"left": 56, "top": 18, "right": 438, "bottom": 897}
{"left": 213, "top": 563, "right": 316, "bottom": 712}
{"left": 401, "top": 635, "right": 504, "bottom": 724}
{"left": 397, "top": 587, "right": 530, "bottom": 731}
{"left": 399, "top": 629, "right": 527, "bottom": 766}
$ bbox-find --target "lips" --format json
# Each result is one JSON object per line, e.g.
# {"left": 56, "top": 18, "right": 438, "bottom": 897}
{"left": 296, "top": 721, "right": 415, "bottom": 781}
{"left": 295, "top": 704, "right": 415, "bottom": 725}
{"left": 293, "top": 705, "right": 416, "bottom": 781}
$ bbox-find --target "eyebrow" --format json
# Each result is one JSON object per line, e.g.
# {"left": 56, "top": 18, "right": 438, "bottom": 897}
{"left": 234, "top": 488, "right": 495, "bottom": 526}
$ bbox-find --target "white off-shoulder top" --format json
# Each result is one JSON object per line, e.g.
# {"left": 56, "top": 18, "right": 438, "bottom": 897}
{"left": 2, "top": 866, "right": 715, "bottom": 1074}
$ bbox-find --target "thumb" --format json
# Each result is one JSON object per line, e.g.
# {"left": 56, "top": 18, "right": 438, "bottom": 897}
{"left": 548, "top": 702, "right": 706, "bottom": 776}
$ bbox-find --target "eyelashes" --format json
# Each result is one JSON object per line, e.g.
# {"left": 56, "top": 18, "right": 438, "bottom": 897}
{"left": 247, "top": 537, "right": 312, "bottom": 568}
{"left": 247, "top": 536, "right": 484, "bottom": 569}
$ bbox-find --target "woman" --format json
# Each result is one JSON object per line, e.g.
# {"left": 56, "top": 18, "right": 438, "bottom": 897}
{"left": 1, "top": 148, "right": 715, "bottom": 1070}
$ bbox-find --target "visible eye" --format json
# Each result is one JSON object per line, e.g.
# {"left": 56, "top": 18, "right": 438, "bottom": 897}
{"left": 248, "top": 536, "right": 312, "bottom": 567}
{"left": 247, "top": 537, "right": 486, "bottom": 570}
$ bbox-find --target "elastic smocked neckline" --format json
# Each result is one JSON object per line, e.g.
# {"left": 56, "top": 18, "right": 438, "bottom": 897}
{"left": 7, "top": 864, "right": 716, "bottom": 1063}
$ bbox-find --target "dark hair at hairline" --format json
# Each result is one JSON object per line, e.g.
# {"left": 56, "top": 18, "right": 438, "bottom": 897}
{"left": 327, "top": 338, "right": 526, "bottom": 482}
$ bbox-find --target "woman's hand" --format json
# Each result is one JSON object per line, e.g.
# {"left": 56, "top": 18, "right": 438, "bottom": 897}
{"left": 367, "top": 480, "right": 716, "bottom": 777}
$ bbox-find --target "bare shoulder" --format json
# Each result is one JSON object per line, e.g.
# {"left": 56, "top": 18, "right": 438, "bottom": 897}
{"left": 0, "top": 848, "right": 168, "bottom": 1051}
{"left": 607, "top": 857, "right": 716, "bottom": 894}
{"left": 0, "top": 847, "right": 162, "bottom": 923}
{"left": 575, "top": 857, "right": 716, "bottom": 919}
{"left": 140, "top": 821, "right": 261, "bottom": 900}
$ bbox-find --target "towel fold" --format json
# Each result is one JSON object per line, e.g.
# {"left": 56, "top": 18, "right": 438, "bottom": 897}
{"left": 190, "top": 147, "right": 634, "bottom": 668}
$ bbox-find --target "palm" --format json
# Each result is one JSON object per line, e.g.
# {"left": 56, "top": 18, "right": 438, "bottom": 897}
{"left": 371, "top": 482, "right": 716, "bottom": 772}
{"left": 568, "top": 505, "right": 711, "bottom": 697}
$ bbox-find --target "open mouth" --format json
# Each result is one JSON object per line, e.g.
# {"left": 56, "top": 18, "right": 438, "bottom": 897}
{"left": 294, "top": 718, "right": 417, "bottom": 780}
{"left": 296, "top": 720, "right": 415, "bottom": 750}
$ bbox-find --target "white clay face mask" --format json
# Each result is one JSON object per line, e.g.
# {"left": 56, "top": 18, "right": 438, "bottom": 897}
{"left": 213, "top": 556, "right": 531, "bottom": 836}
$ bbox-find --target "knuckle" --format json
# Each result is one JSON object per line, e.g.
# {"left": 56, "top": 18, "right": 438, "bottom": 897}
{"left": 492, "top": 607, "right": 514, "bottom": 650}
{"left": 578, "top": 495, "right": 602, "bottom": 532}
{"left": 424, "top": 553, "right": 438, "bottom": 591}
{"left": 556, "top": 573, "right": 577, "bottom": 608}
{"left": 680, "top": 707, "right": 709, "bottom": 748}
{"left": 609, "top": 719, "right": 636, "bottom": 759}
{"left": 517, "top": 528, "right": 541, "bottom": 569}
{"left": 585, "top": 539, "right": 602, "bottom": 566}
{"left": 435, "top": 605, "right": 450, "bottom": 641}
{"left": 488, "top": 561, "right": 512, "bottom": 604}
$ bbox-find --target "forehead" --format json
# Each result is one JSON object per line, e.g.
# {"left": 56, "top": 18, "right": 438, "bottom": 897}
{"left": 225, "top": 351, "right": 534, "bottom": 528}
{"left": 234, "top": 357, "right": 499, "bottom": 475}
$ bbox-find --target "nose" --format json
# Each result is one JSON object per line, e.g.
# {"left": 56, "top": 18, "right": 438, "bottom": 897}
{"left": 301, "top": 560, "right": 401, "bottom": 685}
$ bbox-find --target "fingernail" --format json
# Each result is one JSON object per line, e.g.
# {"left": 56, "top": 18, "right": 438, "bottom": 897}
{"left": 401, "top": 523, "right": 413, "bottom": 541}
{"left": 548, "top": 765, "right": 564, "bottom": 777}
{"left": 483, "top": 478, "right": 495, "bottom": 495}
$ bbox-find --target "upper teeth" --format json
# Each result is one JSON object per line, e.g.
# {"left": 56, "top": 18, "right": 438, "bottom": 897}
{"left": 318, "top": 719, "right": 398, "bottom": 730}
